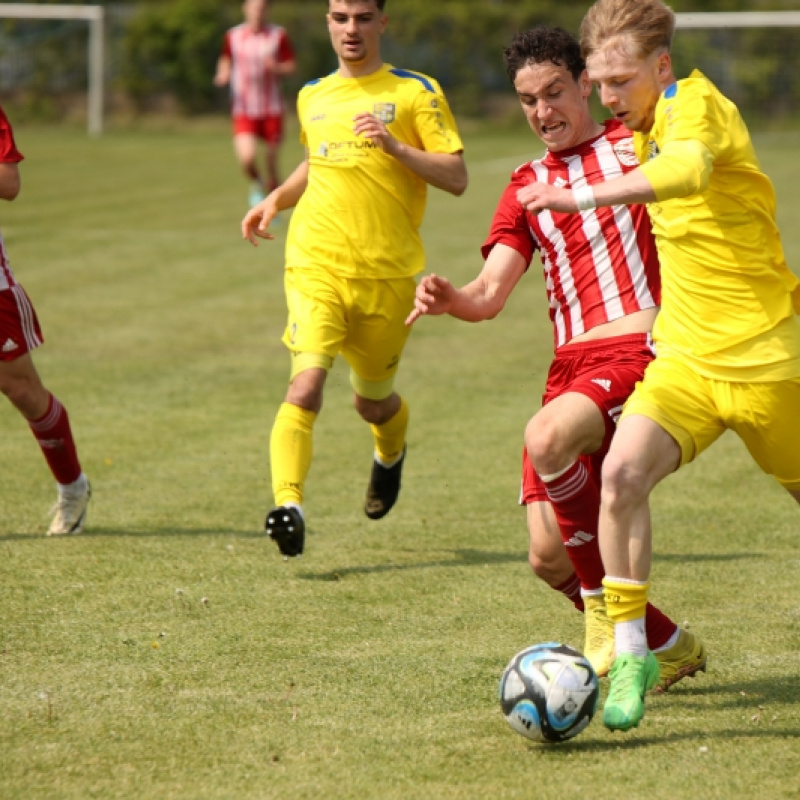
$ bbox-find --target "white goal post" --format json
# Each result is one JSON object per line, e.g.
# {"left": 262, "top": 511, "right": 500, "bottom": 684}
{"left": 671, "top": 10, "right": 800, "bottom": 125}
{"left": 676, "top": 11, "right": 800, "bottom": 29}
{"left": 0, "top": 3, "right": 105, "bottom": 136}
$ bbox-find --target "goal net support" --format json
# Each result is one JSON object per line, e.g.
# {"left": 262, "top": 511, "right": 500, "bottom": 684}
{"left": 669, "top": 12, "right": 800, "bottom": 126}
{"left": 0, "top": 3, "right": 104, "bottom": 136}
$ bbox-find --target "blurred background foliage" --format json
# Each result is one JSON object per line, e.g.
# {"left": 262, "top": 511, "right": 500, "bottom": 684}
{"left": 1, "top": 0, "right": 799, "bottom": 125}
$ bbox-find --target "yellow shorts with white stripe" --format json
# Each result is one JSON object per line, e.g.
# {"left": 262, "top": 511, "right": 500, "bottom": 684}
{"left": 622, "top": 352, "right": 800, "bottom": 491}
{"left": 281, "top": 268, "right": 416, "bottom": 401}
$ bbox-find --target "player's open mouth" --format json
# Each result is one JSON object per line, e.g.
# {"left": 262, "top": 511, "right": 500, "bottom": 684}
{"left": 541, "top": 122, "right": 566, "bottom": 135}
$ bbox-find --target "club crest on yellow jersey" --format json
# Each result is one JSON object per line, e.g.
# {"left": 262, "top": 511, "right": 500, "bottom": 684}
{"left": 646, "top": 139, "right": 660, "bottom": 161}
{"left": 373, "top": 103, "right": 396, "bottom": 123}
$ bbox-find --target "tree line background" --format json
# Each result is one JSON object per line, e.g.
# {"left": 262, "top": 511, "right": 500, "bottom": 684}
{"left": 1, "top": 0, "right": 799, "bottom": 126}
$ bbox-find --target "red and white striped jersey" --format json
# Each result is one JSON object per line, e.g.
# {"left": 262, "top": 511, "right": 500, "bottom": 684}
{"left": 0, "top": 104, "right": 23, "bottom": 292}
{"left": 221, "top": 24, "right": 295, "bottom": 118}
{"left": 482, "top": 119, "right": 660, "bottom": 350}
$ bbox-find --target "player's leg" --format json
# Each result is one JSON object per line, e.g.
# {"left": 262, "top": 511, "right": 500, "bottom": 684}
{"left": 725, "top": 375, "right": 800, "bottom": 518}
{"left": 0, "top": 288, "right": 89, "bottom": 535}
{"left": 525, "top": 451, "right": 698, "bottom": 685}
{"left": 525, "top": 393, "right": 619, "bottom": 676}
{"left": 271, "top": 364, "right": 327, "bottom": 506}
{"left": 353, "top": 389, "right": 406, "bottom": 464}
{"left": 343, "top": 277, "right": 415, "bottom": 520}
{"left": 355, "top": 389, "right": 408, "bottom": 519}
{"left": 526, "top": 336, "right": 687, "bottom": 677}
{"left": 600, "top": 355, "right": 721, "bottom": 729}
{"left": 525, "top": 500, "right": 580, "bottom": 603}
{"left": 263, "top": 115, "right": 283, "bottom": 194}
{"left": 525, "top": 391, "right": 606, "bottom": 583}
{"left": 232, "top": 118, "right": 265, "bottom": 205}
{"left": 599, "top": 414, "right": 677, "bottom": 728}
{"left": 525, "top": 336, "right": 656, "bottom": 596}
{"left": 266, "top": 269, "right": 345, "bottom": 557}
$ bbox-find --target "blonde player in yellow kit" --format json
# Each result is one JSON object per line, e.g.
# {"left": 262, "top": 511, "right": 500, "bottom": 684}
{"left": 517, "top": 0, "right": 800, "bottom": 733}
{"left": 241, "top": 0, "right": 467, "bottom": 558}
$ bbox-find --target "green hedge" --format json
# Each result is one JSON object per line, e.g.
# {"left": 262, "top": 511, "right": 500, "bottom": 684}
{"left": 112, "top": 0, "right": 800, "bottom": 124}
{"left": 118, "top": 1, "right": 589, "bottom": 115}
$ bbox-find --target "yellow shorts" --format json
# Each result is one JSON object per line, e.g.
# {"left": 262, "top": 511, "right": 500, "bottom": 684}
{"left": 622, "top": 353, "right": 800, "bottom": 491}
{"left": 282, "top": 268, "right": 416, "bottom": 400}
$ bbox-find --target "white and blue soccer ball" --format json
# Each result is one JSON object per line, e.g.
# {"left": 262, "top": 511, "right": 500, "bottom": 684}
{"left": 498, "top": 642, "right": 600, "bottom": 743}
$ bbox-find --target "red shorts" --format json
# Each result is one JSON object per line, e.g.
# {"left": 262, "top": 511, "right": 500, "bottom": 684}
{"left": 521, "top": 332, "right": 655, "bottom": 504}
{"left": 232, "top": 114, "right": 284, "bottom": 144}
{"left": 0, "top": 284, "right": 43, "bottom": 362}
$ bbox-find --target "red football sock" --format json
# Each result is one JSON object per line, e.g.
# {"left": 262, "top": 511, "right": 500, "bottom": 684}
{"left": 542, "top": 458, "right": 605, "bottom": 590}
{"left": 644, "top": 602, "right": 677, "bottom": 650}
{"left": 28, "top": 393, "right": 82, "bottom": 485}
{"left": 542, "top": 459, "right": 677, "bottom": 646}
{"left": 552, "top": 573, "right": 584, "bottom": 611}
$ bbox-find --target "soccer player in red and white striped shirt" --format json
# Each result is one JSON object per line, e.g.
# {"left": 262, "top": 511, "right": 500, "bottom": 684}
{"left": 0, "top": 103, "right": 90, "bottom": 535}
{"left": 214, "top": 0, "right": 297, "bottom": 206}
{"left": 408, "top": 26, "right": 706, "bottom": 690}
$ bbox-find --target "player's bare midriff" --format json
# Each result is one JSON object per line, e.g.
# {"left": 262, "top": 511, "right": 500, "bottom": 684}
{"left": 569, "top": 306, "right": 658, "bottom": 345}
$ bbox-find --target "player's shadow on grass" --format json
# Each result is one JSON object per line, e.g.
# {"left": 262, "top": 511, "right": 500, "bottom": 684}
{"left": 653, "top": 551, "right": 766, "bottom": 563}
{"left": 538, "top": 674, "right": 800, "bottom": 752}
{"left": 658, "top": 673, "right": 800, "bottom": 709}
{"left": 539, "top": 723, "right": 800, "bottom": 754}
{"left": 299, "top": 548, "right": 526, "bottom": 581}
{"left": 0, "top": 526, "right": 267, "bottom": 542}
{"left": 298, "top": 547, "right": 765, "bottom": 582}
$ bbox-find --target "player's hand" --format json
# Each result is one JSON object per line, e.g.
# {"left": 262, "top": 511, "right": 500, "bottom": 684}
{"left": 516, "top": 181, "right": 578, "bottom": 214}
{"left": 405, "top": 273, "right": 455, "bottom": 325}
{"left": 352, "top": 112, "right": 398, "bottom": 155}
{"left": 241, "top": 201, "right": 278, "bottom": 246}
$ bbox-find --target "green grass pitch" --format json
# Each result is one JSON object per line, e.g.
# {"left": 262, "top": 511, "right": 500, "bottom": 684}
{"left": 1, "top": 117, "right": 799, "bottom": 799}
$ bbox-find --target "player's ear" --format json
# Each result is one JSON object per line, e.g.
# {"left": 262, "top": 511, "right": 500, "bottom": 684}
{"left": 656, "top": 50, "right": 672, "bottom": 83}
{"left": 579, "top": 69, "right": 592, "bottom": 100}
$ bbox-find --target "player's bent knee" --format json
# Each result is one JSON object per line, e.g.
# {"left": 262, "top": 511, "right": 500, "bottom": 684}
{"left": 600, "top": 453, "right": 650, "bottom": 509}
{"left": 525, "top": 414, "right": 569, "bottom": 474}
{"left": 0, "top": 378, "right": 48, "bottom": 418}
{"left": 353, "top": 392, "right": 398, "bottom": 425}
{"left": 528, "top": 549, "right": 571, "bottom": 587}
{"left": 528, "top": 549, "right": 551, "bottom": 580}
{"left": 286, "top": 367, "right": 328, "bottom": 412}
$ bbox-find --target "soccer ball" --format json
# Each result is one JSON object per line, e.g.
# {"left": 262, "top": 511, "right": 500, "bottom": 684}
{"left": 498, "top": 642, "right": 600, "bottom": 743}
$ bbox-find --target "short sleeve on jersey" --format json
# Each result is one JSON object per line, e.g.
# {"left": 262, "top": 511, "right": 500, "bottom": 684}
{"left": 277, "top": 30, "right": 295, "bottom": 64}
{"left": 220, "top": 31, "right": 232, "bottom": 59}
{"left": 481, "top": 170, "right": 535, "bottom": 264}
{"left": 0, "top": 106, "right": 23, "bottom": 163}
{"left": 400, "top": 72, "right": 463, "bottom": 155}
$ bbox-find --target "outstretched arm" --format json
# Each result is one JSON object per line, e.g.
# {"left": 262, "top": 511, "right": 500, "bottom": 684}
{"left": 516, "top": 168, "right": 657, "bottom": 215}
{"left": 406, "top": 243, "right": 527, "bottom": 325}
{"left": 353, "top": 112, "right": 467, "bottom": 196}
{"left": 241, "top": 157, "right": 309, "bottom": 245}
{"left": 515, "top": 138, "right": 715, "bottom": 216}
{"left": 213, "top": 55, "right": 231, "bottom": 88}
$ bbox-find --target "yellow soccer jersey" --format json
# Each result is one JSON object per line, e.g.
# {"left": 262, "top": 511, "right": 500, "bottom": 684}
{"left": 634, "top": 70, "right": 800, "bottom": 378}
{"left": 286, "top": 64, "right": 463, "bottom": 280}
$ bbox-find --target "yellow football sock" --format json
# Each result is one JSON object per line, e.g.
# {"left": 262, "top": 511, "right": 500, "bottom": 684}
{"left": 370, "top": 396, "right": 409, "bottom": 464}
{"left": 602, "top": 577, "right": 649, "bottom": 624}
{"left": 270, "top": 402, "right": 316, "bottom": 507}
